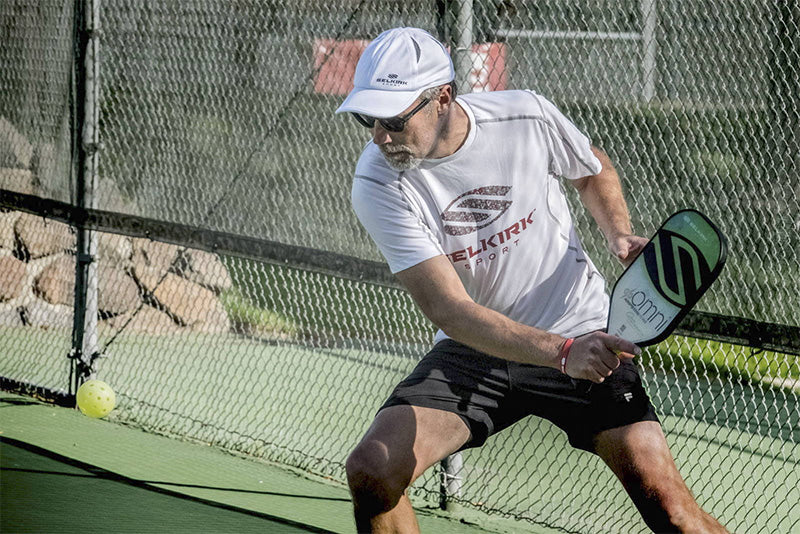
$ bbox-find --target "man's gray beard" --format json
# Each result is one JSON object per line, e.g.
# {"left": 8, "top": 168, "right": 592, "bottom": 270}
{"left": 381, "top": 147, "right": 422, "bottom": 170}
{"left": 384, "top": 153, "right": 422, "bottom": 170}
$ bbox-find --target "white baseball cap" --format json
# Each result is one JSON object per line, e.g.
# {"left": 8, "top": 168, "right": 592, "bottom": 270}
{"left": 335, "top": 27, "right": 454, "bottom": 118}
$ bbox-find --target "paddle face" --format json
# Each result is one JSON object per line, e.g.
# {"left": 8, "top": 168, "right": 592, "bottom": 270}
{"left": 607, "top": 209, "right": 727, "bottom": 346}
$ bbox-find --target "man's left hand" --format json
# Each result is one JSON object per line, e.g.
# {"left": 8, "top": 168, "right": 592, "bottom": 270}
{"left": 608, "top": 234, "right": 648, "bottom": 267}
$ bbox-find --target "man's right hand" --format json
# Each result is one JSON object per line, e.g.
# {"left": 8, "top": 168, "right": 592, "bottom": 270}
{"left": 563, "top": 332, "right": 641, "bottom": 383}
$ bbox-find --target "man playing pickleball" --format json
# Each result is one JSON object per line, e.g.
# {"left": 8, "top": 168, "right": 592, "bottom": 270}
{"left": 338, "top": 27, "right": 727, "bottom": 534}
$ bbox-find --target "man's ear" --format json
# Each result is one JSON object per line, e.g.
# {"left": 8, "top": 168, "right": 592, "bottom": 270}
{"left": 437, "top": 84, "right": 453, "bottom": 114}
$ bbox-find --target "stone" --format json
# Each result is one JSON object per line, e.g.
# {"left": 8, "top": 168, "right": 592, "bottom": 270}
{"left": 31, "top": 142, "right": 57, "bottom": 191}
{"left": 0, "top": 211, "right": 20, "bottom": 249}
{"left": 15, "top": 213, "right": 75, "bottom": 259}
{"left": 131, "top": 238, "right": 179, "bottom": 284}
{"left": 0, "top": 255, "right": 27, "bottom": 301}
{"left": 147, "top": 271, "right": 230, "bottom": 333}
{"left": 35, "top": 255, "right": 144, "bottom": 316}
{"left": 97, "top": 264, "right": 141, "bottom": 316}
{"left": 21, "top": 298, "right": 73, "bottom": 330}
{"left": 0, "top": 117, "right": 33, "bottom": 168}
{"left": 101, "top": 305, "right": 182, "bottom": 335}
{"left": 174, "top": 249, "right": 232, "bottom": 293}
{"left": 96, "top": 178, "right": 136, "bottom": 214}
{"left": 188, "top": 296, "right": 231, "bottom": 334}
{"left": 97, "top": 232, "right": 133, "bottom": 266}
{"left": 0, "top": 304, "right": 23, "bottom": 326}
{"left": 0, "top": 168, "right": 37, "bottom": 195}
{"left": 34, "top": 255, "right": 74, "bottom": 305}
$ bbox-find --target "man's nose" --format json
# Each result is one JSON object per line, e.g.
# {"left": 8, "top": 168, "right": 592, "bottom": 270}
{"left": 372, "top": 125, "right": 392, "bottom": 145}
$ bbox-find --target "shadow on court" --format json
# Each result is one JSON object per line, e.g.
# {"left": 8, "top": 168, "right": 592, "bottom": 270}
{"left": 0, "top": 437, "right": 339, "bottom": 533}
{"left": 0, "top": 398, "right": 41, "bottom": 407}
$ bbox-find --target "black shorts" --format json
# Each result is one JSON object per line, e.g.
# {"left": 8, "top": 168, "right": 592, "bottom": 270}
{"left": 380, "top": 339, "right": 659, "bottom": 452}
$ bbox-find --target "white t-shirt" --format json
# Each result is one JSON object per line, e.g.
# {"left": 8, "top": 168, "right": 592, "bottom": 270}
{"left": 351, "top": 90, "right": 609, "bottom": 343}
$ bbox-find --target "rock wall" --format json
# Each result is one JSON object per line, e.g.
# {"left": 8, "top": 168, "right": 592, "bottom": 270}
{"left": 1, "top": 117, "right": 233, "bottom": 335}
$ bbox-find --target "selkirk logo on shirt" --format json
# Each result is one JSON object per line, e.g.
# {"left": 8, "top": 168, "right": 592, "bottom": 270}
{"left": 446, "top": 210, "right": 536, "bottom": 265}
{"left": 441, "top": 186, "right": 513, "bottom": 236}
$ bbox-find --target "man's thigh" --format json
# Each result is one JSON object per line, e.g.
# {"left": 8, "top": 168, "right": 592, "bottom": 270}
{"left": 593, "top": 421, "right": 696, "bottom": 509}
{"left": 355, "top": 405, "right": 471, "bottom": 484}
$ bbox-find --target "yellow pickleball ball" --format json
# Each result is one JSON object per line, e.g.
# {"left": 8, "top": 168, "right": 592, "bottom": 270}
{"left": 76, "top": 380, "right": 116, "bottom": 418}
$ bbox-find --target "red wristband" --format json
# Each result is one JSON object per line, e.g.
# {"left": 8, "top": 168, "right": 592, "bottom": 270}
{"left": 559, "top": 338, "right": 574, "bottom": 374}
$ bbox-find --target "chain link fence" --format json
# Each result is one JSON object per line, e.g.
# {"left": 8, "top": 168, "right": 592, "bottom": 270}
{"left": 2, "top": 1, "right": 799, "bottom": 533}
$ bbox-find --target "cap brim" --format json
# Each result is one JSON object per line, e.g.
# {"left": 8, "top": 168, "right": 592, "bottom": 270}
{"left": 335, "top": 87, "right": 423, "bottom": 118}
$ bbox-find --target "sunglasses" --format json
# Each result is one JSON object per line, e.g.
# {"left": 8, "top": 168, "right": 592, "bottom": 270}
{"left": 350, "top": 98, "right": 431, "bottom": 132}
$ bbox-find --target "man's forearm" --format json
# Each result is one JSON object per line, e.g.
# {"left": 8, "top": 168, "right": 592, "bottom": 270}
{"left": 436, "top": 298, "right": 564, "bottom": 368}
{"left": 576, "top": 147, "right": 633, "bottom": 243}
{"left": 396, "top": 256, "right": 566, "bottom": 368}
{"left": 434, "top": 298, "right": 639, "bottom": 383}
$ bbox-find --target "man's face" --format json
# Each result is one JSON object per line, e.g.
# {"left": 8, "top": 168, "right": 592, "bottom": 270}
{"left": 371, "top": 98, "right": 439, "bottom": 171}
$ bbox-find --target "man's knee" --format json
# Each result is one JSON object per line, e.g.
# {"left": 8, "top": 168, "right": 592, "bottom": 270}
{"left": 345, "top": 440, "right": 413, "bottom": 513}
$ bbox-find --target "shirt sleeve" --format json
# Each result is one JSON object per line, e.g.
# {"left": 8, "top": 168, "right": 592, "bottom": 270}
{"left": 351, "top": 175, "right": 445, "bottom": 274}
{"left": 529, "top": 92, "right": 603, "bottom": 180}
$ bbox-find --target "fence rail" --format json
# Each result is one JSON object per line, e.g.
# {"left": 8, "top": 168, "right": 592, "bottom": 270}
{"left": 3, "top": 187, "right": 798, "bottom": 356}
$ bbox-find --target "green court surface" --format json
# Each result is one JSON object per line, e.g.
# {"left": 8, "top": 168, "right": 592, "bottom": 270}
{"left": 2, "top": 325, "right": 800, "bottom": 533}
{"left": 0, "top": 392, "right": 555, "bottom": 534}
{"left": 1, "top": 438, "right": 318, "bottom": 533}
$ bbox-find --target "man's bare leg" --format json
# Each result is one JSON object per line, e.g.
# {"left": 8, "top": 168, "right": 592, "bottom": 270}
{"left": 345, "top": 405, "right": 470, "bottom": 533}
{"left": 594, "top": 421, "right": 728, "bottom": 533}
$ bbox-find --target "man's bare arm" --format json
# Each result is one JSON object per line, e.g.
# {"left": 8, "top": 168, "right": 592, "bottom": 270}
{"left": 395, "top": 255, "right": 640, "bottom": 383}
{"left": 572, "top": 147, "right": 646, "bottom": 266}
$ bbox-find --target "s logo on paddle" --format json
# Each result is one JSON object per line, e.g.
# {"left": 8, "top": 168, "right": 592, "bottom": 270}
{"left": 643, "top": 231, "right": 712, "bottom": 307}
